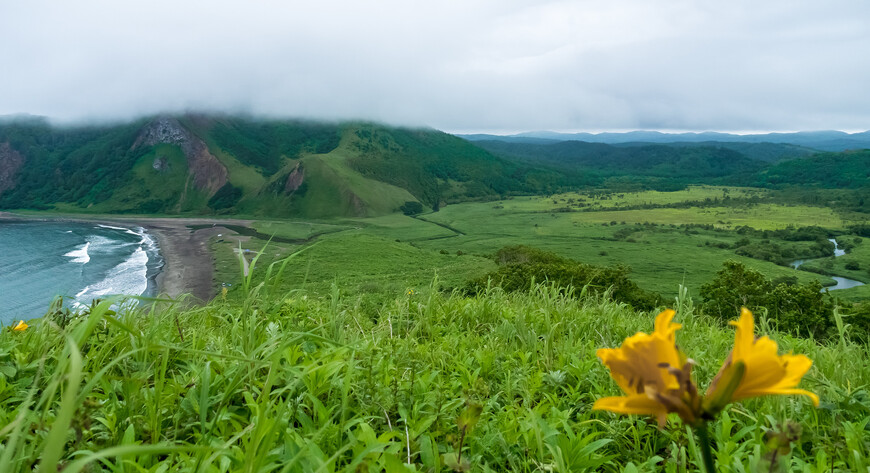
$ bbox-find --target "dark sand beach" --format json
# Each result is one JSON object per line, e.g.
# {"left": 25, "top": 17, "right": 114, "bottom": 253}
{"left": 0, "top": 212, "right": 252, "bottom": 303}
{"left": 128, "top": 218, "right": 253, "bottom": 302}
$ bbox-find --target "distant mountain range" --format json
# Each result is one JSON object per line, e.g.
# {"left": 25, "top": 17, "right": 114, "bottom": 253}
{"left": 459, "top": 130, "right": 870, "bottom": 152}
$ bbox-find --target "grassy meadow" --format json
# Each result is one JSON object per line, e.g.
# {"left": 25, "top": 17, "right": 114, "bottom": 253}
{"left": 214, "top": 187, "right": 864, "bottom": 301}
{"left": 5, "top": 185, "right": 868, "bottom": 471}
{"left": 1, "top": 275, "right": 868, "bottom": 472}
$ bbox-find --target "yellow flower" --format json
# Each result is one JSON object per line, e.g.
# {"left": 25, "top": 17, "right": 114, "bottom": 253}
{"left": 12, "top": 320, "right": 28, "bottom": 331}
{"left": 594, "top": 310, "right": 701, "bottom": 426}
{"left": 706, "top": 308, "right": 818, "bottom": 411}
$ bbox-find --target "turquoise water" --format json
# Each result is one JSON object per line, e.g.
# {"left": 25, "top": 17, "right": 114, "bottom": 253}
{"left": 0, "top": 221, "right": 162, "bottom": 326}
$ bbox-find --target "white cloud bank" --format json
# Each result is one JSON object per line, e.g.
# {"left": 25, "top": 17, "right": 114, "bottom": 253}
{"left": 2, "top": 0, "right": 868, "bottom": 132}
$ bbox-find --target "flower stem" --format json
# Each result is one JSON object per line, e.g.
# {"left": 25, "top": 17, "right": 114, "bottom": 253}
{"left": 693, "top": 422, "right": 716, "bottom": 473}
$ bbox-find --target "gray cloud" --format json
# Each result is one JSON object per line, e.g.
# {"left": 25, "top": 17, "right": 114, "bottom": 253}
{"left": 2, "top": 0, "right": 869, "bottom": 132}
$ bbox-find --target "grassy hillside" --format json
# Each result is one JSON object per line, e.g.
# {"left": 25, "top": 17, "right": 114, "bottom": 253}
{"left": 474, "top": 139, "right": 869, "bottom": 198}
{"left": 345, "top": 124, "right": 564, "bottom": 206}
{"left": 754, "top": 149, "right": 870, "bottom": 188}
{"left": 233, "top": 128, "right": 423, "bottom": 218}
{"left": 204, "top": 117, "right": 341, "bottom": 174}
{"left": 1, "top": 275, "right": 868, "bottom": 471}
{"left": 0, "top": 116, "right": 571, "bottom": 217}
{"left": 2, "top": 116, "right": 867, "bottom": 218}
{"left": 87, "top": 144, "right": 213, "bottom": 214}
{"left": 473, "top": 140, "right": 767, "bottom": 190}
{"left": 617, "top": 141, "right": 818, "bottom": 163}
{"left": 0, "top": 118, "right": 148, "bottom": 209}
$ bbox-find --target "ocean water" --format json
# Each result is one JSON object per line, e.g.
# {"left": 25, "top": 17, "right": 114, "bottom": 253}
{"left": 0, "top": 221, "right": 162, "bottom": 326}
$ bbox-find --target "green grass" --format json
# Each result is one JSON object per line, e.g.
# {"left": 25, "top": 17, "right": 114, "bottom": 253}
{"left": 22, "top": 184, "right": 865, "bottom": 304}
{"left": 569, "top": 205, "right": 844, "bottom": 230}
{"left": 252, "top": 220, "right": 354, "bottom": 240}
{"left": 439, "top": 193, "right": 846, "bottom": 230}
{"left": 241, "top": 147, "right": 419, "bottom": 219}
{"left": 211, "top": 187, "right": 861, "bottom": 301}
{"left": 350, "top": 214, "right": 457, "bottom": 242}
{"left": 408, "top": 198, "right": 840, "bottom": 298}
{"left": 214, "top": 231, "right": 495, "bottom": 298}
{"left": 2, "top": 272, "right": 869, "bottom": 471}
{"left": 210, "top": 143, "right": 268, "bottom": 195}
{"left": 508, "top": 186, "right": 769, "bottom": 212}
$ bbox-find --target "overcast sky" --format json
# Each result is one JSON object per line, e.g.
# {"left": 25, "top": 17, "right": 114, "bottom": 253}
{"left": 2, "top": 1, "right": 869, "bottom": 133}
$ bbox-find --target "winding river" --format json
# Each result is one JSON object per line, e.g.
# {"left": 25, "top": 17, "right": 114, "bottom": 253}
{"left": 791, "top": 239, "right": 865, "bottom": 292}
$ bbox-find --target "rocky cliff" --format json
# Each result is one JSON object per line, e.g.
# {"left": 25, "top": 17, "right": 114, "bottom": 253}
{"left": 0, "top": 142, "right": 23, "bottom": 195}
{"left": 284, "top": 162, "right": 305, "bottom": 194}
{"left": 134, "top": 117, "right": 227, "bottom": 194}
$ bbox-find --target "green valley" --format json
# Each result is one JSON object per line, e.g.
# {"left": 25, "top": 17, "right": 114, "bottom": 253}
{"left": 208, "top": 186, "right": 867, "bottom": 305}
{"left": 2, "top": 114, "right": 870, "bottom": 472}
{"left": 2, "top": 115, "right": 867, "bottom": 306}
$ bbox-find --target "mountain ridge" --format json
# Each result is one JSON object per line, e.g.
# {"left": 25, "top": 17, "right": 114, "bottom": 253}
{"left": 460, "top": 129, "right": 870, "bottom": 152}
{"left": 0, "top": 114, "right": 866, "bottom": 217}
{"left": 0, "top": 115, "right": 558, "bottom": 217}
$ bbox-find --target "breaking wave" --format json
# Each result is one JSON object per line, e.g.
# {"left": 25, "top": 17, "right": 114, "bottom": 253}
{"left": 64, "top": 242, "right": 91, "bottom": 264}
{"left": 72, "top": 226, "right": 161, "bottom": 309}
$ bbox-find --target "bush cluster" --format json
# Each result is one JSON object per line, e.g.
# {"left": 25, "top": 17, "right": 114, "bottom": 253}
{"left": 464, "top": 245, "right": 661, "bottom": 310}
{"left": 700, "top": 260, "right": 836, "bottom": 338}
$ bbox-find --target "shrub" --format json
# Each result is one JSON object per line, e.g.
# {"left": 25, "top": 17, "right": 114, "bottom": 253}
{"left": 700, "top": 260, "right": 835, "bottom": 338}
{"left": 465, "top": 245, "right": 661, "bottom": 310}
{"left": 700, "top": 261, "right": 772, "bottom": 318}
{"left": 843, "top": 301, "right": 870, "bottom": 340}
{"left": 208, "top": 182, "right": 243, "bottom": 210}
{"left": 399, "top": 201, "right": 424, "bottom": 215}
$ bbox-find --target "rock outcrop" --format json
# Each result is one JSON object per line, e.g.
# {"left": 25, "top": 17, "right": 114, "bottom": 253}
{"left": 134, "top": 117, "right": 227, "bottom": 194}
{"left": 284, "top": 162, "right": 305, "bottom": 193}
{"left": 152, "top": 155, "right": 169, "bottom": 172}
{"left": 0, "top": 142, "right": 24, "bottom": 195}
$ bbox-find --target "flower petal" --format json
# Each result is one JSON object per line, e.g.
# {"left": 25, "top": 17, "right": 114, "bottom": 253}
{"left": 654, "top": 309, "right": 681, "bottom": 342}
{"left": 599, "top": 330, "right": 683, "bottom": 394}
{"left": 720, "top": 308, "right": 818, "bottom": 408}
{"left": 729, "top": 308, "right": 754, "bottom": 361}
{"left": 593, "top": 394, "right": 668, "bottom": 417}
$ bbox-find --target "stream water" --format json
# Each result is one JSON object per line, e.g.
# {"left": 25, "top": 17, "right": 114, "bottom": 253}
{"left": 790, "top": 238, "right": 864, "bottom": 291}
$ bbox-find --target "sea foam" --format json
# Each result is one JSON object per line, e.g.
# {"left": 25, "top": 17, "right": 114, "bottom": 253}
{"left": 64, "top": 242, "right": 91, "bottom": 264}
{"left": 73, "top": 226, "right": 156, "bottom": 309}
{"left": 74, "top": 247, "right": 149, "bottom": 307}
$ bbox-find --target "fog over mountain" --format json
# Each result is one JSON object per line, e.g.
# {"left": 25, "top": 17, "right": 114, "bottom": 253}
{"left": 2, "top": 1, "right": 870, "bottom": 133}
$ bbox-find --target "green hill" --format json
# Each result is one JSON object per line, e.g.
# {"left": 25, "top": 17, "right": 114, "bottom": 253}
{"left": 473, "top": 140, "right": 767, "bottom": 187}
{"left": 613, "top": 141, "right": 818, "bottom": 163}
{"left": 2, "top": 116, "right": 867, "bottom": 217}
{"left": 753, "top": 149, "right": 870, "bottom": 188}
{"left": 471, "top": 139, "right": 870, "bottom": 193}
{"left": 0, "top": 115, "right": 560, "bottom": 216}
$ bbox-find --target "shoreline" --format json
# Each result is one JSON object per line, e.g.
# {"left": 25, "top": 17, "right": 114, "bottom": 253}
{"left": 0, "top": 212, "right": 253, "bottom": 303}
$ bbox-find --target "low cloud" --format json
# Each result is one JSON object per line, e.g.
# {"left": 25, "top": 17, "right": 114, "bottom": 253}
{"left": 2, "top": 0, "right": 868, "bottom": 132}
